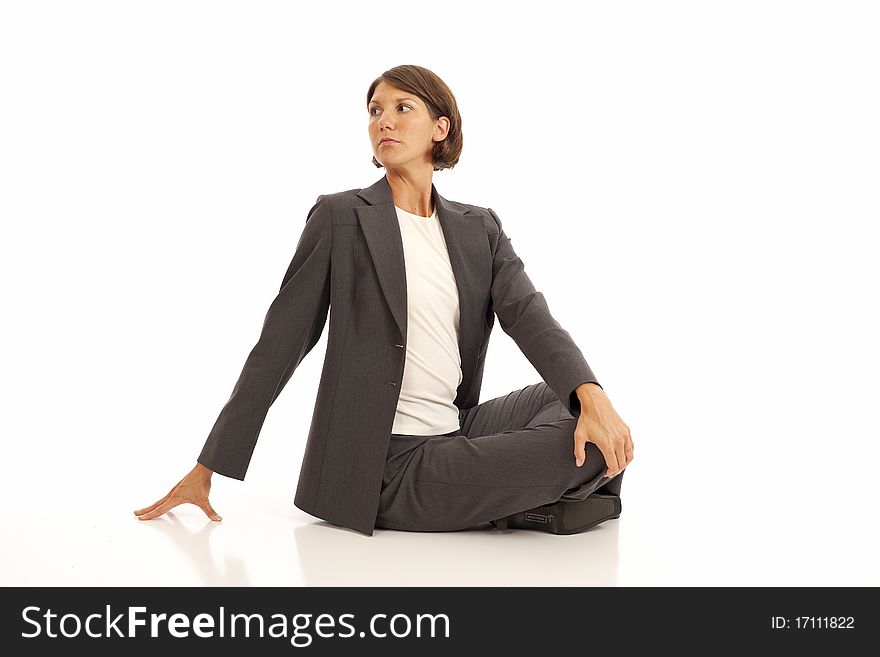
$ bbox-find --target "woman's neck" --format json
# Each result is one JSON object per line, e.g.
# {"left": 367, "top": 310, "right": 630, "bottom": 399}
{"left": 386, "top": 169, "right": 434, "bottom": 217}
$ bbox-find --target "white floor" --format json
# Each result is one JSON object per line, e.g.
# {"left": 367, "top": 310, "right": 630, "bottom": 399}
{"left": 5, "top": 455, "right": 877, "bottom": 587}
{"left": 5, "top": 355, "right": 880, "bottom": 587}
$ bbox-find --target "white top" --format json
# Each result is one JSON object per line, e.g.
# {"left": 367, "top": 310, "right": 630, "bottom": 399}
{"left": 390, "top": 203, "right": 463, "bottom": 435}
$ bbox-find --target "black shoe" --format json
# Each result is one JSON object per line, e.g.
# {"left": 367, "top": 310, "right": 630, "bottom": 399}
{"left": 489, "top": 494, "right": 621, "bottom": 534}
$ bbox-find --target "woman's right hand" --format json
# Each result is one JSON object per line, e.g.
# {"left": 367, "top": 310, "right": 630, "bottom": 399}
{"left": 133, "top": 462, "right": 222, "bottom": 522}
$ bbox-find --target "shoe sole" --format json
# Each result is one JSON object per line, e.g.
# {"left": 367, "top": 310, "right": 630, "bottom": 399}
{"left": 490, "top": 494, "right": 622, "bottom": 534}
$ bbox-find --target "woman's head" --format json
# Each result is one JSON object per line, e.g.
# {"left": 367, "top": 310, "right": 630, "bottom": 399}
{"left": 366, "top": 65, "right": 463, "bottom": 172}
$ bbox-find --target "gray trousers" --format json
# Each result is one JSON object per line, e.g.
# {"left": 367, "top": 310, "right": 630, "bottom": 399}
{"left": 375, "top": 381, "right": 625, "bottom": 532}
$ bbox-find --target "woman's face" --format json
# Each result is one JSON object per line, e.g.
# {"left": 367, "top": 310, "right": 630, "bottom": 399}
{"left": 368, "top": 80, "right": 449, "bottom": 171}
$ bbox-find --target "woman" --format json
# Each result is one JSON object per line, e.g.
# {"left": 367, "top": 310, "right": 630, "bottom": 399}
{"left": 134, "top": 64, "right": 634, "bottom": 536}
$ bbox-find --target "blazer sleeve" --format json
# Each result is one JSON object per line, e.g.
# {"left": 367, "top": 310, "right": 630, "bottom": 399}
{"left": 487, "top": 206, "right": 602, "bottom": 418}
{"left": 197, "top": 194, "right": 333, "bottom": 480}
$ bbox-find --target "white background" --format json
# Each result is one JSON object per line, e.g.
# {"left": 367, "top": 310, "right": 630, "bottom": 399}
{"left": 2, "top": 0, "right": 877, "bottom": 586}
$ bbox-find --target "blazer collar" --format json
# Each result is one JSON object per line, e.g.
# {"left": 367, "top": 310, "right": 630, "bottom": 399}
{"left": 354, "top": 175, "right": 489, "bottom": 401}
{"left": 355, "top": 173, "right": 456, "bottom": 215}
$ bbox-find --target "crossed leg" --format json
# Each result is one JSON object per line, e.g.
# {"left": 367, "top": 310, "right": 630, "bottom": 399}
{"left": 375, "top": 382, "right": 623, "bottom": 532}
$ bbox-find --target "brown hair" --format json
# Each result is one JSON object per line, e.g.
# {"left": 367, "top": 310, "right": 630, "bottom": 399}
{"left": 366, "top": 64, "right": 463, "bottom": 171}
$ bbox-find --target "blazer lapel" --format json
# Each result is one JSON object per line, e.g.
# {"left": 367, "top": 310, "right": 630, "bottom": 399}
{"left": 356, "top": 175, "right": 488, "bottom": 396}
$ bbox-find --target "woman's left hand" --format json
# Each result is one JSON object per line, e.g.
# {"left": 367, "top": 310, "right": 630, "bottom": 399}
{"left": 572, "top": 384, "right": 633, "bottom": 478}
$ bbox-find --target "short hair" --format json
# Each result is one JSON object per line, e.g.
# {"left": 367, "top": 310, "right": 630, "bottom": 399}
{"left": 366, "top": 64, "right": 463, "bottom": 171}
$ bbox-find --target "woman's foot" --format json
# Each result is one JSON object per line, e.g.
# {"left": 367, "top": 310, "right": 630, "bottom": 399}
{"left": 490, "top": 494, "right": 621, "bottom": 534}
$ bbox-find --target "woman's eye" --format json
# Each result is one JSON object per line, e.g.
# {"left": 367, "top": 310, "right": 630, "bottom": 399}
{"left": 369, "top": 104, "right": 411, "bottom": 115}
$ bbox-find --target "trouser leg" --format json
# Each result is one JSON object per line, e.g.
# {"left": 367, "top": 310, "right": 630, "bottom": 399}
{"left": 595, "top": 470, "right": 625, "bottom": 496}
{"left": 375, "top": 382, "right": 621, "bottom": 532}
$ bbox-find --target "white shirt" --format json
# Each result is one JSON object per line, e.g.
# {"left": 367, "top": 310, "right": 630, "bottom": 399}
{"left": 390, "top": 203, "right": 463, "bottom": 435}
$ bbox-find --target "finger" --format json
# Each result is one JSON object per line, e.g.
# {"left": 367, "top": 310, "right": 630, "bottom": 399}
{"left": 602, "top": 446, "right": 621, "bottom": 478}
{"left": 198, "top": 499, "right": 223, "bottom": 522}
{"left": 613, "top": 440, "right": 627, "bottom": 476}
{"left": 134, "top": 500, "right": 168, "bottom": 516}
{"left": 573, "top": 437, "right": 586, "bottom": 467}
{"left": 624, "top": 435, "right": 634, "bottom": 466}
{"left": 133, "top": 498, "right": 167, "bottom": 516}
{"left": 134, "top": 489, "right": 175, "bottom": 515}
{"left": 136, "top": 497, "right": 183, "bottom": 521}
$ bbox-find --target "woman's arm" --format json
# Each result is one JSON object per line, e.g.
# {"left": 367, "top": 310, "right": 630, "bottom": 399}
{"left": 135, "top": 195, "right": 334, "bottom": 523}
{"left": 487, "top": 206, "right": 600, "bottom": 418}
{"left": 197, "top": 194, "right": 334, "bottom": 480}
{"left": 487, "top": 206, "right": 633, "bottom": 478}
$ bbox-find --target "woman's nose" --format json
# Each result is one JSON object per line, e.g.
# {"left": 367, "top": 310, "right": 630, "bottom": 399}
{"left": 377, "top": 112, "right": 394, "bottom": 130}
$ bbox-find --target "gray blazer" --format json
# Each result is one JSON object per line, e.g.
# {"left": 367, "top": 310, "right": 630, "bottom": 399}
{"left": 197, "top": 174, "right": 600, "bottom": 535}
